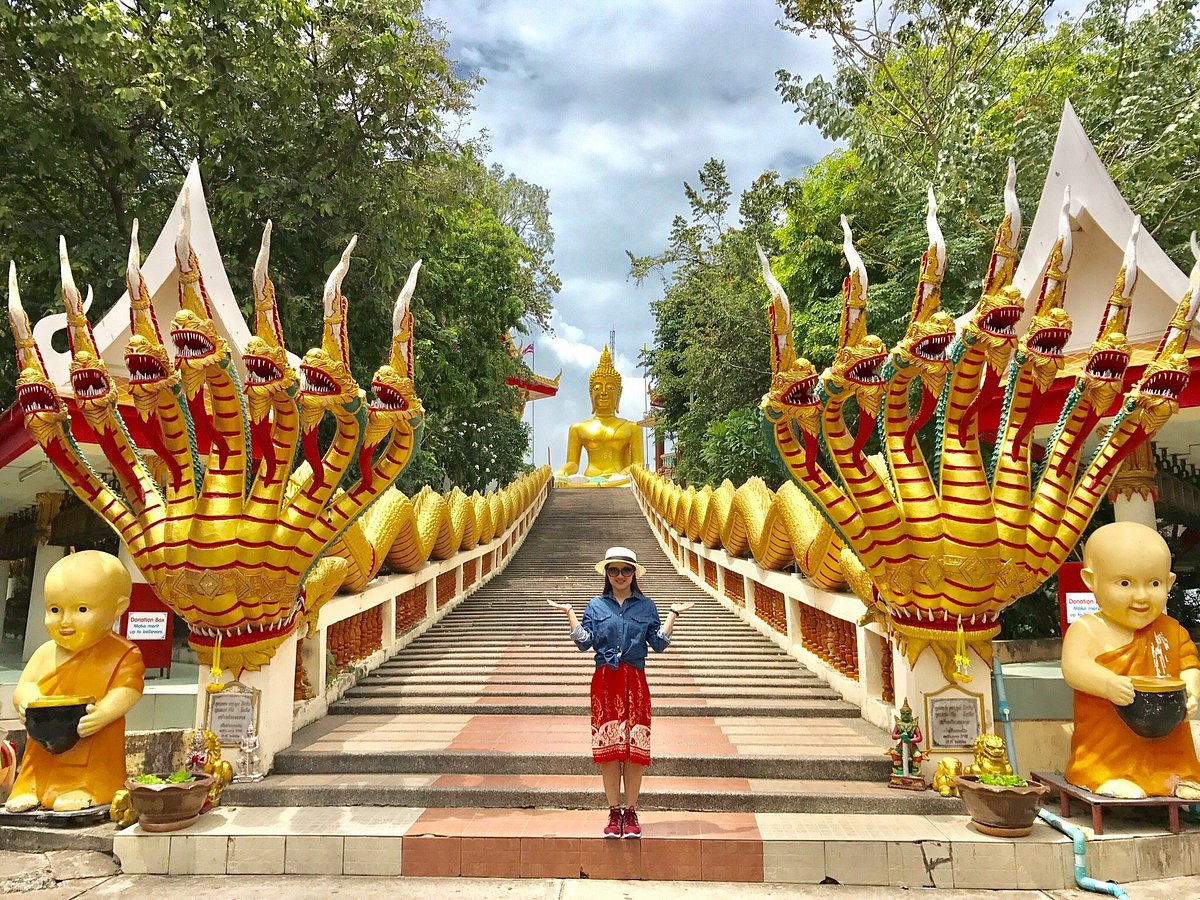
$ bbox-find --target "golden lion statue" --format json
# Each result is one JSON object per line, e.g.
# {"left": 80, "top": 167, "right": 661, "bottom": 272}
{"left": 964, "top": 733, "right": 1013, "bottom": 778}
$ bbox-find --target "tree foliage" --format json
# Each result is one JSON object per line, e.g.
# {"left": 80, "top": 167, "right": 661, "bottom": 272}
{"left": 630, "top": 161, "right": 796, "bottom": 487}
{"left": 0, "top": 0, "right": 558, "bottom": 492}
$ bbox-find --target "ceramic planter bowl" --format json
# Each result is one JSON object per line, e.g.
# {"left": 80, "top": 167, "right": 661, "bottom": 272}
{"left": 124, "top": 774, "right": 215, "bottom": 833}
{"left": 1115, "top": 676, "right": 1188, "bottom": 739}
{"left": 24, "top": 695, "right": 94, "bottom": 755}
{"left": 956, "top": 775, "right": 1049, "bottom": 837}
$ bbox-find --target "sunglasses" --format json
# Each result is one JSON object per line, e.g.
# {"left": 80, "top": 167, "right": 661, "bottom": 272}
{"left": 606, "top": 566, "right": 635, "bottom": 577}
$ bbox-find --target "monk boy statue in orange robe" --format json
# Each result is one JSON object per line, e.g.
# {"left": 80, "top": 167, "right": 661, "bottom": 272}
{"left": 5, "top": 551, "right": 145, "bottom": 812}
{"left": 1062, "top": 521, "right": 1200, "bottom": 799}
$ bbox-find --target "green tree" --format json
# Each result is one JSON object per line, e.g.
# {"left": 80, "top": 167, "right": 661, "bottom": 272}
{"left": 0, "top": 0, "right": 558, "bottom": 492}
{"left": 631, "top": 162, "right": 795, "bottom": 486}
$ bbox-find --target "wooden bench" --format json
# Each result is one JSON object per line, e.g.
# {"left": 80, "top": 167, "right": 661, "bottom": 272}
{"left": 1031, "top": 771, "right": 1195, "bottom": 835}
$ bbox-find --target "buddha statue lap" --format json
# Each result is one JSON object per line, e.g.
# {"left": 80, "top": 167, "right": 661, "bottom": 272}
{"left": 5, "top": 551, "right": 145, "bottom": 812}
{"left": 555, "top": 345, "right": 643, "bottom": 487}
{"left": 1062, "top": 521, "right": 1200, "bottom": 799}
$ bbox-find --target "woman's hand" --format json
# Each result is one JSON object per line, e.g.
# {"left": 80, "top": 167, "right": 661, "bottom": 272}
{"left": 670, "top": 601, "right": 695, "bottom": 615}
{"left": 546, "top": 599, "right": 573, "bottom": 615}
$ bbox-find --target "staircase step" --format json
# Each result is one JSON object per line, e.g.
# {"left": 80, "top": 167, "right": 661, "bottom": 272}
{"left": 329, "top": 698, "right": 861, "bottom": 718}
{"left": 271, "top": 750, "right": 888, "bottom": 781}
{"left": 224, "top": 773, "right": 956, "bottom": 815}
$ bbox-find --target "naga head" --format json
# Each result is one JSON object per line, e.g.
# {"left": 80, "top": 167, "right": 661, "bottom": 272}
{"left": 1016, "top": 187, "right": 1074, "bottom": 393}
{"left": 298, "top": 237, "right": 361, "bottom": 435}
{"left": 1126, "top": 234, "right": 1200, "bottom": 432}
{"left": 891, "top": 187, "right": 954, "bottom": 396}
{"left": 1079, "top": 218, "right": 1139, "bottom": 414}
{"left": 822, "top": 217, "right": 887, "bottom": 417}
{"left": 8, "top": 263, "right": 69, "bottom": 443}
{"left": 61, "top": 239, "right": 117, "bottom": 433}
{"left": 757, "top": 244, "right": 821, "bottom": 434}
{"left": 963, "top": 159, "right": 1024, "bottom": 374}
{"left": 243, "top": 222, "right": 297, "bottom": 424}
{"left": 123, "top": 220, "right": 177, "bottom": 417}
{"left": 365, "top": 259, "right": 424, "bottom": 447}
{"left": 169, "top": 193, "right": 229, "bottom": 399}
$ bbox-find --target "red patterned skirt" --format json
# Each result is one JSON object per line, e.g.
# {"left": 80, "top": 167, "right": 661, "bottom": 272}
{"left": 590, "top": 663, "right": 652, "bottom": 766}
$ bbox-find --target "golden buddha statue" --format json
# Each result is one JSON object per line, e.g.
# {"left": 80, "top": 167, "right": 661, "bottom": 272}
{"left": 6, "top": 551, "right": 145, "bottom": 812}
{"left": 555, "top": 346, "right": 643, "bottom": 486}
{"left": 1062, "top": 521, "right": 1200, "bottom": 799}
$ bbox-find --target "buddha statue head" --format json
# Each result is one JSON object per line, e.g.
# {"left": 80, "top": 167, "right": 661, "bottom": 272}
{"left": 589, "top": 345, "right": 622, "bottom": 417}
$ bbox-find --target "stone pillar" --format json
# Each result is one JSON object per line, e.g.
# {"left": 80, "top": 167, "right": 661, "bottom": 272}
{"left": 22, "top": 544, "right": 66, "bottom": 661}
{"left": 1109, "top": 441, "right": 1157, "bottom": 528}
{"left": 194, "top": 632, "right": 299, "bottom": 774}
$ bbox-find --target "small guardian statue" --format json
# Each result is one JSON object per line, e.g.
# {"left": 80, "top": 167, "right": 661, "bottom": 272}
{"left": 235, "top": 724, "right": 264, "bottom": 783}
{"left": 888, "top": 699, "right": 927, "bottom": 790}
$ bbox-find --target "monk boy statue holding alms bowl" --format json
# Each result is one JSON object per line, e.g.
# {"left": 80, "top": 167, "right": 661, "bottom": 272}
{"left": 5, "top": 551, "right": 145, "bottom": 813}
{"left": 1062, "top": 521, "right": 1200, "bottom": 799}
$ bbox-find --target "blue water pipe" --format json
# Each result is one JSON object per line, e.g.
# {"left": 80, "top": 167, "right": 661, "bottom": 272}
{"left": 991, "top": 657, "right": 1128, "bottom": 898}
{"left": 1037, "top": 810, "right": 1129, "bottom": 899}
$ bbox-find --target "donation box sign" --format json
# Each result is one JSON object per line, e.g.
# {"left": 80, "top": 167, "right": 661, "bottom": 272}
{"left": 1057, "top": 562, "right": 1098, "bottom": 634}
{"left": 118, "top": 583, "right": 174, "bottom": 671}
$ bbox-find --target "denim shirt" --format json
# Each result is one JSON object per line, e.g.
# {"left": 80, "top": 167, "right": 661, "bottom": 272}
{"left": 571, "top": 591, "right": 670, "bottom": 670}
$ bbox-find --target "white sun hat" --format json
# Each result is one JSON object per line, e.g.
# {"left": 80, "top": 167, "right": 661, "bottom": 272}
{"left": 594, "top": 546, "right": 646, "bottom": 577}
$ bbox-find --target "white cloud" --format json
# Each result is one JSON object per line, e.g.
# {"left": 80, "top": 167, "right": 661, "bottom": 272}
{"left": 427, "top": 0, "right": 835, "bottom": 470}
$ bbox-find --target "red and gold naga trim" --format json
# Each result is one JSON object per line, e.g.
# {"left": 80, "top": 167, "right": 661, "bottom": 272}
{"left": 8, "top": 193, "right": 430, "bottom": 674}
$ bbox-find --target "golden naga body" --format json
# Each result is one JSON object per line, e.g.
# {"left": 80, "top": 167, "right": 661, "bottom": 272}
{"left": 754, "top": 166, "right": 1200, "bottom": 678}
{"left": 555, "top": 345, "right": 643, "bottom": 486}
{"left": 635, "top": 167, "right": 1200, "bottom": 682}
{"left": 8, "top": 202, "right": 425, "bottom": 674}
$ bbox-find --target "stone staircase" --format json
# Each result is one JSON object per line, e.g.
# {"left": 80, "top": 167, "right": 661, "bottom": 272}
{"left": 227, "top": 488, "right": 952, "bottom": 815}
{"left": 114, "top": 487, "right": 1176, "bottom": 889}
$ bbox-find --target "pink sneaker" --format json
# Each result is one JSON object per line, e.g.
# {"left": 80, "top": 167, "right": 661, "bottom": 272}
{"left": 603, "top": 807, "right": 622, "bottom": 838}
{"left": 622, "top": 807, "right": 641, "bottom": 838}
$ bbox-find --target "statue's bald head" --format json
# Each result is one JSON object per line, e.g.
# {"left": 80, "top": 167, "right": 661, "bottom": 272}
{"left": 1083, "top": 522, "right": 1171, "bottom": 572}
{"left": 45, "top": 550, "right": 132, "bottom": 615}
{"left": 1081, "top": 522, "right": 1175, "bottom": 631}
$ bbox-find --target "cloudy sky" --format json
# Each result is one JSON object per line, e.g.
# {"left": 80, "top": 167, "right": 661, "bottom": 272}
{"left": 424, "top": 0, "right": 834, "bottom": 471}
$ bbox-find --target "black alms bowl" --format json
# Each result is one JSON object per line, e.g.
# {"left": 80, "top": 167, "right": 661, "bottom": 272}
{"left": 24, "top": 695, "right": 93, "bottom": 755}
{"left": 1115, "top": 676, "right": 1188, "bottom": 739}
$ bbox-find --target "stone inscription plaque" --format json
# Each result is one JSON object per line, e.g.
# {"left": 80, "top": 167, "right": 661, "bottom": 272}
{"left": 204, "top": 682, "right": 259, "bottom": 747}
{"left": 927, "top": 695, "right": 982, "bottom": 750}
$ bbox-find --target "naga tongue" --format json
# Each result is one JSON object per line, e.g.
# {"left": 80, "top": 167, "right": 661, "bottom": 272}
{"left": 98, "top": 427, "right": 145, "bottom": 505}
{"left": 803, "top": 431, "right": 820, "bottom": 480}
{"left": 956, "top": 365, "right": 992, "bottom": 444}
{"left": 142, "top": 419, "right": 187, "bottom": 493}
{"left": 1009, "top": 390, "right": 1050, "bottom": 462}
{"left": 852, "top": 410, "right": 876, "bottom": 460}
{"left": 1055, "top": 408, "right": 1103, "bottom": 478}
{"left": 905, "top": 388, "right": 937, "bottom": 459}
{"left": 186, "top": 392, "right": 229, "bottom": 468}
{"left": 250, "top": 419, "right": 278, "bottom": 483}
{"left": 357, "top": 442, "right": 377, "bottom": 493}
{"left": 302, "top": 428, "right": 324, "bottom": 488}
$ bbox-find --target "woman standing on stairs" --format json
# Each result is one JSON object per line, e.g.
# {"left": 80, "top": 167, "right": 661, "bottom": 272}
{"left": 547, "top": 546, "right": 694, "bottom": 839}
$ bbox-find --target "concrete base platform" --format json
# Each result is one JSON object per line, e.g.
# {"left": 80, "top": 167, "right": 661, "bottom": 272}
{"left": 112, "top": 805, "right": 1200, "bottom": 888}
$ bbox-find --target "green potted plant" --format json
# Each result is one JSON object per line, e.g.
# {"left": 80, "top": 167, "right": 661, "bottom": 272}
{"left": 123, "top": 769, "right": 215, "bottom": 833}
{"left": 955, "top": 773, "right": 1049, "bottom": 837}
